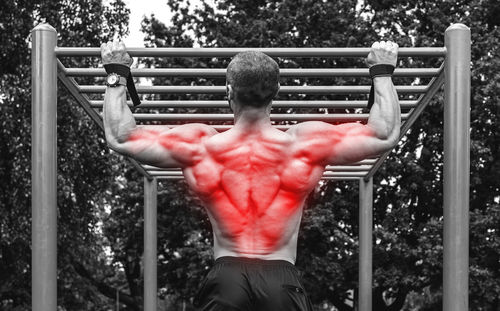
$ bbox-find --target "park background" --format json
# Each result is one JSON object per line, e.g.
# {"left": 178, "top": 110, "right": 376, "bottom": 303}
{"left": 1, "top": 0, "right": 499, "bottom": 310}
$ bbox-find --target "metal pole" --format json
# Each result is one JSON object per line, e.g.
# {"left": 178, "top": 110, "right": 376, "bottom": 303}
{"left": 126, "top": 113, "right": 410, "bottom": 122}
{"left": 79, "top": 84, "right": 428, "bottom": 94}
{"left": 63, "top": 67, "right": 440, "bottom": 77}
{"left": 156, "top": 176, "right": 362, "bottom": 181}
{"left": 147, "top": 170, "right": 368, "bottom": 178}
{"left": 358, "top": 177, "right": 373, "bottom": 311}
{"left": 31, "top": 24, "right": 58, "bottom": 311}
{"left": 142, "top": 164, "right": 374, "bottom": 172}
{"left": 89, "top": 99, "right": 419, "bottom": 109}
{"left": 55, "top": 46, "right": 447, "bottom": 57}
{"left": 144, "top": 177, "right": 158, "bottom": 311}
{"left": 443, "top": 24, "right": 470, "bottom": 311}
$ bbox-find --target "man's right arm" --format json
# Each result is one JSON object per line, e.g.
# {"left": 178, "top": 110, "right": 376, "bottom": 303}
{"left": 101, "top": 40, "right": 217, "bottom": 168}
{"left": 288, "top": 41, "right": 400, "bottom": 166}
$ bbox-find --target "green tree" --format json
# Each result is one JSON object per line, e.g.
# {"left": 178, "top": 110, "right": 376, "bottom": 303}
{"left": 136, "top": 0, "right": 500, "bottom": 310}
{"left": 3, "top": 0, "right": 498, "bottom": 310}
{"left": 0, "top": 1, "right": 139, "bottom": 309}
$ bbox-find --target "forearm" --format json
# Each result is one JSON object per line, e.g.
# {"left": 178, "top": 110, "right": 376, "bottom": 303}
{"left": 103, "top": 86, "right": 137, "bottom": 146}
{"left": 367, "top": 76, "right": 400, "bottom": 142}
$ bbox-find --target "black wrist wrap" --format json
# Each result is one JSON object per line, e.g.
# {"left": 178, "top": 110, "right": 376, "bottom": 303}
{"left": 367, "top": 64, "right": 395, "bottom": 110}
{"left": 104, "top": 63, "right": 142, "bottom": 107}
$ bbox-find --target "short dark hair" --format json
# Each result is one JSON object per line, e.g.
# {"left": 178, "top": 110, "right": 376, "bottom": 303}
{"left": 226, "top": 51, "right": 279, "bottom": 107}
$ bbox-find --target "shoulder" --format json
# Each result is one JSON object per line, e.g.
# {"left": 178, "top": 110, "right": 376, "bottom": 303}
{"left": 287, "top": 121, "right": 339, "bottom": 139}
{"left": 163, "top": 123, "right": 218, "bottom": 143}
{"left": 287, "top": 121, "right": 370, "bottom": 140}
{"left": 286, "top": 121, "right": 348, "bottom": 164}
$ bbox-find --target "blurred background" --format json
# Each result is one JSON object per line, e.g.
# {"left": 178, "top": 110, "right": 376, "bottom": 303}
{"left": 1, "top": 0, "right": 499, "bottom": 310}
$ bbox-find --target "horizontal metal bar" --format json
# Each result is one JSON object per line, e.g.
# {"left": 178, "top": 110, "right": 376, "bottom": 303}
{"left": 148, "top": 170, "right": 366, "bottom": 177}
{"left": 143, "top": 165, "right": 371, "bottom": 172}
{"left": 321, "top": 177, "right": 361, "bottom": 180}
{"left": 155, "top": 124, "right": 320, "bottom": 131}
{"left": 142, "top": 160, "right": 377, "bottom": 171}
{"left": 64, "top": 67, "right": 440, "bottom": 77}
{"left": 89, "top": 99, "right": 419, "bottom": 109}
{"left": 56, "top": 47, "right": 446, "bottom": 57}
{"left": 302, "top": 165, "right": 372, "bottom": 172}
{"left": 79, "top": 85, "right": 428, "bottom": 94}
{"left": 153, "top": 124, "right": 395, "bottom": 132}
{"left": 156, "top": 176, "right": 361, "bottom": 181}
{"left": 129, "top": 113, "right": 410, "bottom": 121}
{"left": 151, "top": 124, "right": 384, "bottom": 131}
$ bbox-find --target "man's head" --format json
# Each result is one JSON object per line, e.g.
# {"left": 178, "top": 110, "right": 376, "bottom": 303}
{"left": 226, "top": 51, "right": 280, "bottom": 110}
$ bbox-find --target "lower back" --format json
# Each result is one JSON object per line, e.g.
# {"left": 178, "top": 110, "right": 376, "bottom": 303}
{"left": 202, "top": 191, "right": 306, "bottom": 263}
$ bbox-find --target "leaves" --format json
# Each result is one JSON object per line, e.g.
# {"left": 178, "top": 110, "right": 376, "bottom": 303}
{"left": 138, "top": 0, "right": 500, "bottom": 309}
{"left": 2, "top": 0, "right": 500, "bottom": 310}
{"left": 1, "top": 0, "right": 132, "bottom": 309}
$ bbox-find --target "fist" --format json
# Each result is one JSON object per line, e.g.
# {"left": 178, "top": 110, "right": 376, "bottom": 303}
{"left": 366, "top": 41, "right": 398, "bottom": 68}
{"left": 101, "top": 39, "right": 133, "bottom": 66}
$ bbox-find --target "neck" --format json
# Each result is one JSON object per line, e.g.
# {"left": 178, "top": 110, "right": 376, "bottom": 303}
{"left": 233, "top": 106, "right": 272, "bottom": 131}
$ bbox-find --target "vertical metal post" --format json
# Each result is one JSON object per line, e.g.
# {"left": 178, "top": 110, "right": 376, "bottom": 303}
{"left": 31, "top": 24, "right": 58, "bottom": 311}
{"left": 443, "top": 24, "right": 470, "bottom": 311}
{"left": 358, "top": 177, "right": 373, "bottom": 311}
{"left": 144, "top": 177, "right": 158, "bottom": 311}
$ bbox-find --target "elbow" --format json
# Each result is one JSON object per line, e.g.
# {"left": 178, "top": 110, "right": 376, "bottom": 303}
{"left": 106, "top": 140, "right": 120, "bottom": 152}
{"left": 369, "top": 125, "right": 399, "bottom": 156}
{"left": 104, "top": 126, "right": 130, "bottom": 151}
{"left": 386, "top": 137, "right": 399, "bottom": 150}
{"left": 106, "top": 139, "right": 122, "bottom": 153}
{"left": 367, "top": 123, "right": 392, "bottom": 141}
{"left": 368, "top": 118, "right": 400, "bottom": 142}
{"left": 105, "top": 134, "right": 125, "bottom": 154}
{"left": 381, "top": 128, "right": 400, "bottom": 152}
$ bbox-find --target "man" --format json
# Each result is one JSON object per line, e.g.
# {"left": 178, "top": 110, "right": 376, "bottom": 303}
{"left": 101, "top": 40, "right": 399, "bottom": 310}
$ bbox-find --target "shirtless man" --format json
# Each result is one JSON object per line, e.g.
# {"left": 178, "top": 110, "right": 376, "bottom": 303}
{"left": 101, "top": 40, "right": 400, "bottom": 311}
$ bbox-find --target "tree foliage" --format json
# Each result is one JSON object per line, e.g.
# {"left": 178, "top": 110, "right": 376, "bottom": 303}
{"left": 1, "top": 0, "right": 499, "bottom": 310}
{"left": 138, "top": 0, "right": 500, "bottom": 310}
{"left": 1, "top": 0, "right": 133, "bottom": 309}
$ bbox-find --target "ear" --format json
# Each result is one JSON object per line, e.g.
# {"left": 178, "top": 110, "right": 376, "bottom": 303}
{"left": 226, "top": 84, "right": 234, "bottom": 112}
{"left": 266, "top": 102, "right": 272, "bottom": 114}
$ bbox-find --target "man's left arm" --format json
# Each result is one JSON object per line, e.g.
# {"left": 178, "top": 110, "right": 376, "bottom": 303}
{"left": 289, "top": 41, "right": 400, "bottom": 166}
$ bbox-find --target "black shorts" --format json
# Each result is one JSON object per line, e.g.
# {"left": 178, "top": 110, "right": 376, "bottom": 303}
{"left": 194, "top": 256, "right": 313, "bottom": 311}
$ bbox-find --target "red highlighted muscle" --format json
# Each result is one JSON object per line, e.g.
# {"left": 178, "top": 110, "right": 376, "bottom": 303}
{"left": 124, "top": 123, "right": 363, "bottom": 256}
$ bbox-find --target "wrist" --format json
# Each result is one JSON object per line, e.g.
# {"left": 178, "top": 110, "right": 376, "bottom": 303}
{"left": 104, "top": 63, "right": 131, "bottom": 77}
{"left": 369, "top": 64, "right": 395, "bottom": 79}
{"left": 105, "top": 84, "right": 126, "bottom": 98}
{"left": 372, "top": 76, "right": 392, "bottom": 82}
{"left": 106, "top": 73, "right": 127, "bottom": 87}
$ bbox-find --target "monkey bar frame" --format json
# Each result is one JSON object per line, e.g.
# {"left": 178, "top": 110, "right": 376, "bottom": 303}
{"left": 31, "top": 23, "right": 470, "bottom": 311}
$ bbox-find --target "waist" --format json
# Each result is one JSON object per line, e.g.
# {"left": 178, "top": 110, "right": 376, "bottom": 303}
{"left": 214, "top": 256, "right": 296, "bottom": 268}
{"left": 214, "top": 245, "right": 297, "bottom": 265}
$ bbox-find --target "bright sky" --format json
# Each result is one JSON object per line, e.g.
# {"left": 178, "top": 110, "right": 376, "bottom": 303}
{"left": 120, "top": 0, "right": 214, "bottom": 47}
{"left": 121, "top": 0, "right": 174, "bottom": 47}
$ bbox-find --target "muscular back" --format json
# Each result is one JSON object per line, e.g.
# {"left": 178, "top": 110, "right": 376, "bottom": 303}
{"left": 102, "top": 40, "right": 400, "bottom": 263}
{"left": 182, "top": 127, "right": 325, "bottom": 262}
